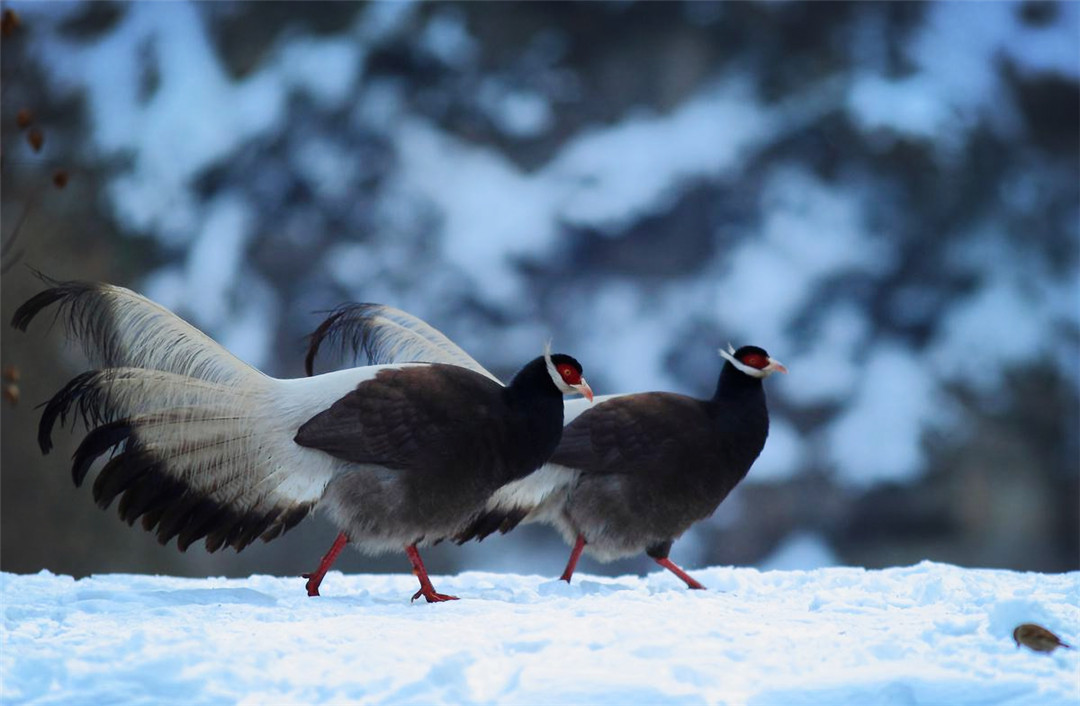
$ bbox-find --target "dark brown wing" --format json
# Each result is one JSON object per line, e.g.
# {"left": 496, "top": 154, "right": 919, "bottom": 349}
{"left": 550, "top": 392, "right": 711, "bottom": 475}
{"left": 294, "top": 364, "right": 508, "bottom": 474}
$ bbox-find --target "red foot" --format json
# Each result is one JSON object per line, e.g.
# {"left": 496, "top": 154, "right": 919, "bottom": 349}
{"left": 655, "top": 557, "right": 706, "bottom": 590}
{"left": 411, "top": 587, "right": 460, "bottom": 603}
{"left": 405, "top": 544, "right": 458, "bottom": 603}
{"left": 302, "top": 531, "right": 350, "bottom": 597}
{"left": 559, "top": 534, "right": 587, "bottom": 584}
{"left": 301, "top": 573, "right": 321, "bottom": 597}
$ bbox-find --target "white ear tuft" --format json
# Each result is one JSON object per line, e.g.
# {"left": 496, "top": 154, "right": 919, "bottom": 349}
{"left": 543, "top": 340, "right": 571, "bottom": 392}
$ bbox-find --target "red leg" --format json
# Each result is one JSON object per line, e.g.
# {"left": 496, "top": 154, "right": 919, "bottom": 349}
{"left": 302, "top": 532, "right": 349, "bottom": 597}
{"left": 654, "top": 557, "right": 706, "bottom": 590}
{"left": 406, "top": 545, "right": 459, "bottom": 603}
{"left": 559, "top": 534, "right": 587, "bottom": 583}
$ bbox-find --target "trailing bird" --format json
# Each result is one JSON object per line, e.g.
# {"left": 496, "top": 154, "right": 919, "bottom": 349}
{"left": 304, "top": 305, "right": 784, "bottom": 590}
{"left": 12, "top": 279, "right": 592, "bottom": 602}
{"left": 511, "top": 344, "right": 783, "bottom": 588}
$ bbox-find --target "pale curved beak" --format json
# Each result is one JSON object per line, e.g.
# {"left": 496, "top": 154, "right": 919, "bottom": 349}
{"left": 767, "top": 358, "right": 788, "bottom": 375}
{"left": 573, "top": 379, "right": 594, "bottom": 402}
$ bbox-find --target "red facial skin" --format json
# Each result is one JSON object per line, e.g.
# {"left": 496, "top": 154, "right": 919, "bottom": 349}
{"left": 557, "top": 363, "right": 582, "bottom": 385}
{"left": 740, "top": 353, "right": 769, "bottom": 369}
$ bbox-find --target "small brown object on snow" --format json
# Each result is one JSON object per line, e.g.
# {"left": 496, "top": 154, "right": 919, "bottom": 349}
{"left": 3, "top": 383, "right": 19, "bottom": 406}
{"left": 16, "top": 109, "right": 33, "bottom": 130}
{"left": 1013, "top": 623, "right": 1071, "bottom": 653}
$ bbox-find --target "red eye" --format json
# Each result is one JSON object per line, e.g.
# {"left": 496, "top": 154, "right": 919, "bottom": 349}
{"left": 740, "top": 353, "right": 769, "bottom": 369}
{"left": 556, "top": 363, "right": 581, "bottom": 385}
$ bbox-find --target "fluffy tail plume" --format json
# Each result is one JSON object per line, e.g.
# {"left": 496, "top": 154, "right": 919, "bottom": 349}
{"left": 12, "top": 276, "right": 257, "bottom": 385}
{"left": 14, "top": 278, "right": 345, "bottom": 552}
{"left": 305, "top": 303, "right": 499, "bottom": 382}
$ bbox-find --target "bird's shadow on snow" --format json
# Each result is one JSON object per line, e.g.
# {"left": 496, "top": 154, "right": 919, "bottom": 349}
{"left": 447, "top": 572, "right": 716, "bottom": 603}
{"left": 70, "top": 587, "right": 278, "bottom": 612}
{"left": 536, "top": 578, "right": 635, "bottom": 597}
{"left": 47, "top": 570, "right": 734, "bottom": 614}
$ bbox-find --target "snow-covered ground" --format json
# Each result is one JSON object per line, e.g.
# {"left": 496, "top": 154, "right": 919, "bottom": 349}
{"left": 3, "top": 563, "right": 1077, "bottom": 705}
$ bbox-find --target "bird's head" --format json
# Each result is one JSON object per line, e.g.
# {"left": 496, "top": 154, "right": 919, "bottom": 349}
{"left": 544, "top": 345, "right": 593, "bottom": 401}
{"left": 718, "top": 344, "right": 788, "bottom": 379}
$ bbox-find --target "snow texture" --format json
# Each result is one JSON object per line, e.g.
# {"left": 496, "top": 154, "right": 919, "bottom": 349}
{"left": 3, "top": 564, "right": 1077, "bottom": 705}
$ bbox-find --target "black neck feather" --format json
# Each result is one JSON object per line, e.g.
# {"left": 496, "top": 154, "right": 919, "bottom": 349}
{"left": 713, "top": 361, "right": 764, "bottom": 402}
{"left": 709, "top": 361, "right": 771, "bottom": 480}
{"left": 502, "top": 356, "right": 566, "bottom": 479}
{"left": 505, "top": 357, "right": 561, "bottom": 403}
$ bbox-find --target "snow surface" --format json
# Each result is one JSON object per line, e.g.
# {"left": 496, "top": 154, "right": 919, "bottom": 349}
{"left": 3, "top": 564, "right": 1077, "bottom": 705}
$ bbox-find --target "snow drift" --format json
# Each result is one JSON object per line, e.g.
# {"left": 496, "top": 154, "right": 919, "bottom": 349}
{"left": 2, "top": 563, "right": 1077, "bottom": 705}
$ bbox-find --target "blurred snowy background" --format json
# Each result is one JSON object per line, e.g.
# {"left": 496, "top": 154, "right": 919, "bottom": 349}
{"left": 2, "top": 1, "right": 1077, "bottom": 581}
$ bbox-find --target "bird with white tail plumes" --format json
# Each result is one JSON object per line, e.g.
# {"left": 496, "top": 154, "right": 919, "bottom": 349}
{"left": 13, "top": 277, "right": 592, "bottom": 602}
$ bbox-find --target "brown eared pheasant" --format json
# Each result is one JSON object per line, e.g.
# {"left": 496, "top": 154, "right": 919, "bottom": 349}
{"left": 13, "top": 280, "right": 592, "bottom": 603}
{"left": 304, "top": 305, "right": 785, "bottom": 591}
